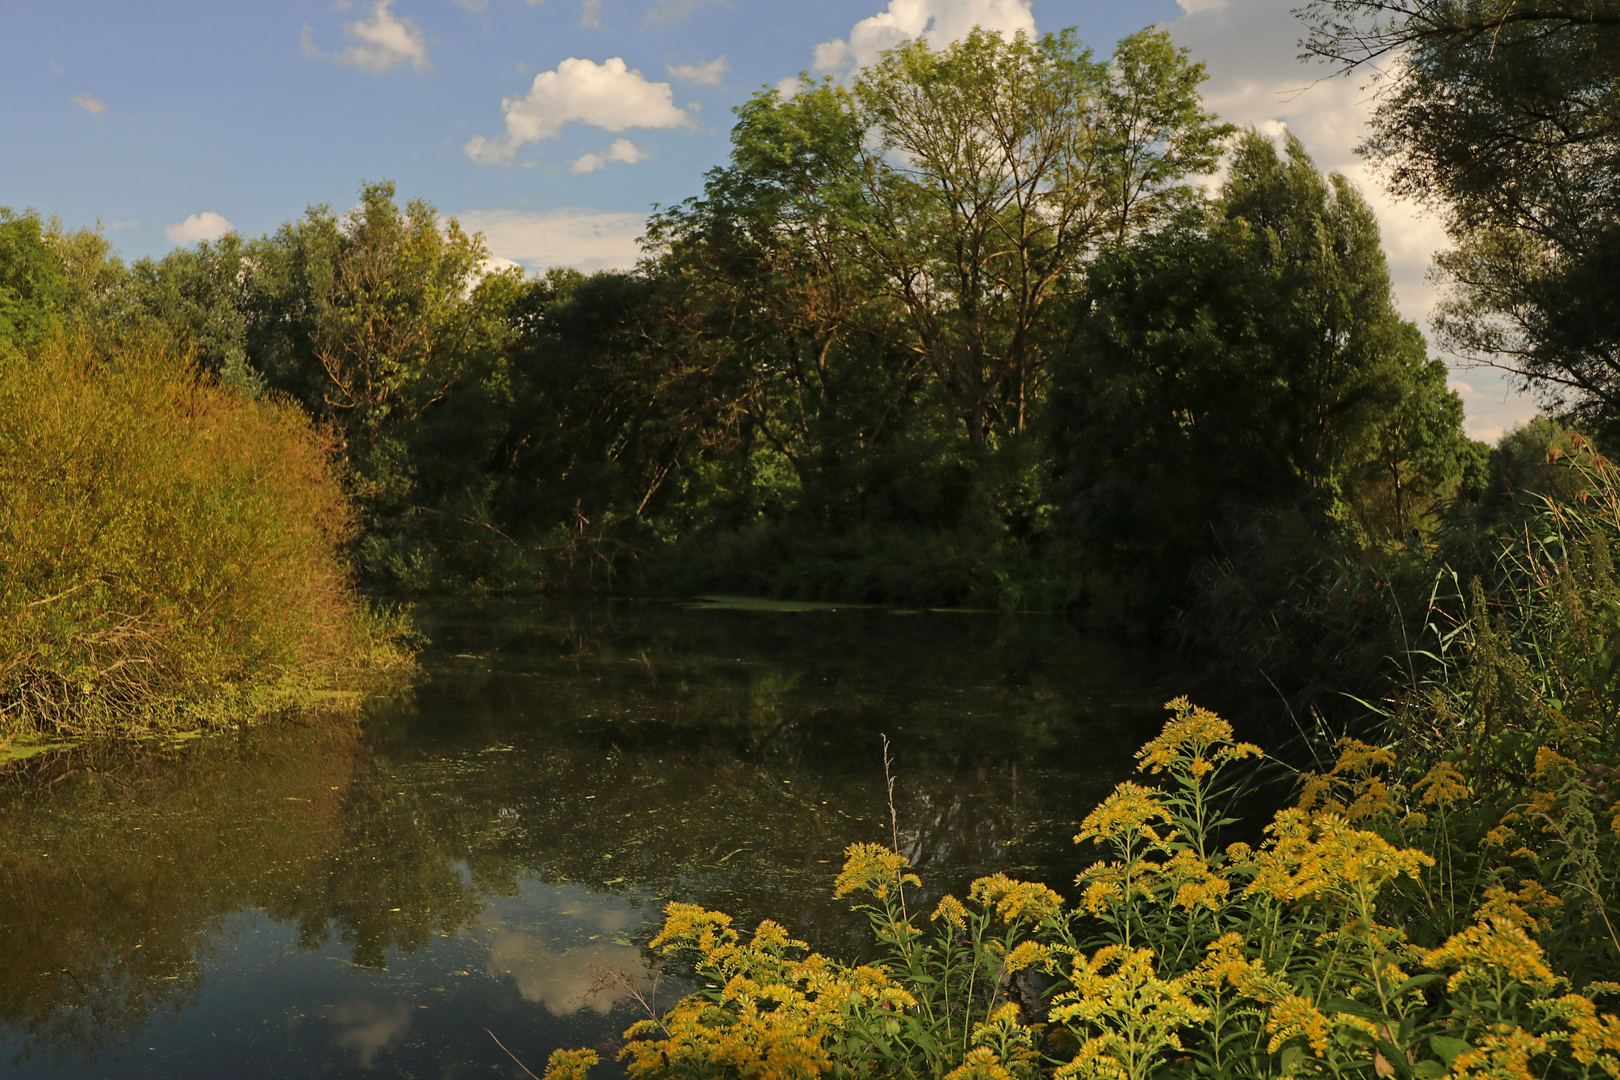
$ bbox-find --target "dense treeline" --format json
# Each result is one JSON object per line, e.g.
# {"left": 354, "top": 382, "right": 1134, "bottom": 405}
{"left": 0, "top": 30, "right": 1488, "bottom": 618}
{"left": 4, "top": 10, "right": 1614, "bottom": 723}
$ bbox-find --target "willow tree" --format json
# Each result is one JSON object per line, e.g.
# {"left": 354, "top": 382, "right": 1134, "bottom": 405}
{"left": 853, "top": 27, "right": 1230, "bottom": 443}
{"left": 1300, "top": 1, "right": 1620, "bottom": 431}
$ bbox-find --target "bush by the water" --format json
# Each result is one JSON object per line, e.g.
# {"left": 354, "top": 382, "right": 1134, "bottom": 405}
{"left": 0, "top": 331, "right": 408, "bottom": 738}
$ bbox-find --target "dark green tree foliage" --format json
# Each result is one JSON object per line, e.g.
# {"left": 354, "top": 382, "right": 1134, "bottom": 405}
{"left": 0, "top": 209, "right": 122, "bottom": 347}
{"left": 643, "top": 80, "right": 919, "bottom": 531}
{"left": 853, "top": 28, "right": 1230, "bottom": 445}
{"left": 1057, "top": 132, "right": 1474, "bottom": 612}
{"left": 1301, "top": 1, "right": 1620, "bottom": 430}
{"left": 122, "top": 235, "right": 263, "bottom": 395}
{"left": 230, "top": 182, "right": 526, "bottom": 587}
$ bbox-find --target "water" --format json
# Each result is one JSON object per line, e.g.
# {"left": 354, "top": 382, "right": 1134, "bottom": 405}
{"left": 0, "top": 599, "right": 1191, "bottom": 1078}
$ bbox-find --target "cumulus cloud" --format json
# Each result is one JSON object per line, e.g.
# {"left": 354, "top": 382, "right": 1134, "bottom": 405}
{"left": 1449, "top": 377, "right": 1541, "bottom": 443}
{"left": 166, "top": 212, "right": 234, "bottom": 246}
{"left": 570, "top": 137, "right": 652, "bottom": 173}
{"left": 1165, "top": 0, "right": 1536, "bottom": 438}
{"left": 71, "top": 92, "right": 106, "bottom": 116}
{"left": 464, "top": 57, "right": 692, "bottom": 166}
{"left": 813, "top": 0, "right": 1036, "bottom": 75}
{"left": 456, "top": 207, "right": 646, "bottom": 272}
{"left": 668, "top": 56, "right": 729, "bottom": 85}
{"left": 581, "top": 0, "right": 602, "bottom": 28}
{"left": 302, "top": 0, "right": 430, "bottom": 74}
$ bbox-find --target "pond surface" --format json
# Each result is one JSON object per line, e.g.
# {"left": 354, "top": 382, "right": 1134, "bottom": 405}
{"left": 0, "top": 599, "right": 1193, "bottom": 1078}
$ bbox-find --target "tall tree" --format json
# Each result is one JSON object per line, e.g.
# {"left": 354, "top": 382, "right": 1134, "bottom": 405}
{"left": 1300, "top": 1, "right": 1620, "bottom": 429}
{"left": 854, "top": 27, "right": 1230, "bottom": 443}
{"left": 643, "top": 79, "right": 915, "bottom": 520}
{"left": 1057, "top": 131, "right": 1473, "bottom": 602}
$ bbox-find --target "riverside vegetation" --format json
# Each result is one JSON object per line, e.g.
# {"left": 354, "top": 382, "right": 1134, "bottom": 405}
{"left": 3, "top": 0, "right": 1619, "bottom": 1072}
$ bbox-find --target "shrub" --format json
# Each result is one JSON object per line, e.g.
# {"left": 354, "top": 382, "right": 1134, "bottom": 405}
{"left": 0, "top": 330, "right": 408, "bottom": 738}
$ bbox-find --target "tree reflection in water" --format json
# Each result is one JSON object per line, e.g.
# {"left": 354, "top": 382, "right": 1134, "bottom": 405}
{"left": 0, "top": 601, "right": 1186, "bottom": 1074}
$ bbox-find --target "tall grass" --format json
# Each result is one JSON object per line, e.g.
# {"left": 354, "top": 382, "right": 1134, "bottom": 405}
{"left": 0, "top": 330, "right": 408, "bottom": 738}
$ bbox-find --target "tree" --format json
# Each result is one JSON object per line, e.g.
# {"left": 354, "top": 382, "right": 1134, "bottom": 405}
{"left": 1056, "top": 131, "right": 1473, "bottom": 606}
{"left": 1299, "top": 1, "right": 1620, "bottom": 430}
{"left": 853, "top": 27, "right": 1230, "bottom": 443}
{"left": 642, "top": 79, "right": 921, "bottom": 527}
{"left": 123, "top": 235, "right": 263, "bottom": 395}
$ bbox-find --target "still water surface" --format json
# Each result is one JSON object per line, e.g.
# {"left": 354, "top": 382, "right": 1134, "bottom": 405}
{"left": 0, "top": 599, "right": 1189, "bottom": 1078}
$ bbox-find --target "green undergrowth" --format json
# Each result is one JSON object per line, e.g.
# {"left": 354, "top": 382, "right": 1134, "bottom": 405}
{"left": 0, "top": 330, "right": 413, "bottom": 741}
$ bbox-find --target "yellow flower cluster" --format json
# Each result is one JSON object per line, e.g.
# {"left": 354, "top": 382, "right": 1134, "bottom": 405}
{"left": 1297, "top": 738, "right": 1402, "bottom": 823}
{"left": 833, "top": 842, "right": 921, "bottom": 900}
{"left": 1246, "top": 810, "right": 1434, "bottom": 906}
{"left": 1135, "top": 697, "right": 1261, "bottom": 777}
{"left": 1074, "top": 782, "right": 1174, "bottom": 850}
{"left": 970, "top": 873, "right": 1064, "bottom": 926}
{"left": 623, "top": 901, "right": 917, "bottom": 1080}
{"left": 1051, "top": 945, "right": 1209, "bottom": 1080}
{"left": 540, "top": 1049, "right": 598, "bottom": 1080}
{"left": 1423, "top": 916, "right": 1559, "bottom": 993}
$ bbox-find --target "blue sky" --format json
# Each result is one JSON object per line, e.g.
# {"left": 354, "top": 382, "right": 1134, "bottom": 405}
{"left": 2, "top": 0, "right": 1536, "bottom": 438}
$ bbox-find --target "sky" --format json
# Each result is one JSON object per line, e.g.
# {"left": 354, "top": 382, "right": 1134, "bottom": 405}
{"left": 2, "top": 0, "right": 1538, "bottom": 440}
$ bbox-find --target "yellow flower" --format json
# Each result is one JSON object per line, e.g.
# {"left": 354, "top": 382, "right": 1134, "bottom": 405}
{"left": 1545, "top": 993, "right": 1620, "bottom": 1068}
{"left": 1477, "top": 881, "right": 1565, "bottom": 935}
{"left": 932, "top": 894, "right": 969, "bottom": 932}
{"left": 1136, "top": 698, "right": 1261, "bottom": 776}
{"left": 833, "top": 843, "right": 920, "bottom": 900}
{"left": 1075, "top": 782, "right": 1174, "bottom": 850}
{"left": 970, "top": 873, "right": 1064, "bottom": 926}
{"left": 1265, "top": 994, "right": 1332, "bottom": 1056}
{"left": 1004, "top": 941, "right": 1053, "bottom": 973}
{"left": 1416, "top": 760, "right": 1468, "bottom": 808}
{"left": 1191, "top": 932, "right": 1275, "bottom": 1002}
{"left": 1483, "top": 824, "right": 1516, "bottom": 848}
{"left": 943, "top": 1046, "right": 1014, "bottom": 1080}
{"left": 540, "top": 1048, "right": 599, "bottom": 1080}
{"left": 1532, "top": 746, "right": 1577, "bottom": 785}
{"left": 651, "top": 902, "right": 737, "bottom": 956}
{"left": 1447, "top": 1023, "right": 1549, "bottom": 1080}
{"left": 1245, "top": 810, "right": 1433, "bottom": 907}
{"left": 1423, "top": 917, "right": 1559, "bottom": 993}
{"left": 1162, "top": 848, "right": 1229, "bottom": 912}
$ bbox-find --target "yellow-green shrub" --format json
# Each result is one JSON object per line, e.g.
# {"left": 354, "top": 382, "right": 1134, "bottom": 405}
{"left": 0, "top": 330, "right": 407, "bottom": 737}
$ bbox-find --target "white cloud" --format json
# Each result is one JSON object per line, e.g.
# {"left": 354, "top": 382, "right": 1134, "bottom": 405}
{"left": 456, "top": 207, "right": 646, "bottom": 272}
{"left": 569, "top": 137, "right": 652, "bottom": 173}
{"left": 667, "top": 56, "right": 729, "bottom": 86}
{"left": 1449, "top": 378, "right": 1542, "bottom": 444}
{"left": 1165, "top": 0, "right": 1538, "bottom": 437}
{"left": 464, "top": 57, "right": 693, "bottom": 166}
{"left": 775, "top": 75, "right": 804, "bottom": 98}
{"left": 71, "top": 92, "right": 106, "bottom": 116}
{"left": 813, "top": 0, "right": 1036, "bottom": 75}
{"left": 581, "top": 0, "right": 602, "bottom": 28}
{"left": 166, "top": 212, "right": 233, "bottom": 246}
{"left": 303, "top": 0, "right": 431, "bottom": 74}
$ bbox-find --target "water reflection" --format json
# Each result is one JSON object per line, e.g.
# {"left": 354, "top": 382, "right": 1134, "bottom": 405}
{"left": 0, "top": 600, "right": 1188, "bottom": 1076}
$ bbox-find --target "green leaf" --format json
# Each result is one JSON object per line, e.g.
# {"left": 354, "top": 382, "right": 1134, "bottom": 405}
{"left": 1323, "top": 996, "right": 1387, "bottom": 1023}
{"left": 1429, "top": 1036, "right": 1473, "bottom": 1068}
